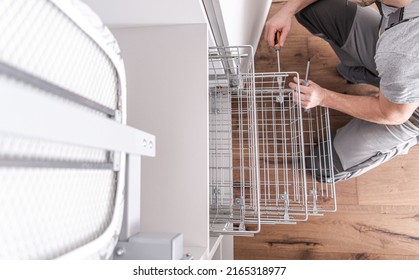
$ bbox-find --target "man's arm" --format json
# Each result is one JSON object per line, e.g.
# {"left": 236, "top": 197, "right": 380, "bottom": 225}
{"left": 320, "top": 89, "right": 418, "bottom": 125}
{"left": 290, "top": 78, "right": 419, "bottom": 125}
{"left": 264, "top": 0, "right": 318, "bottom": 47}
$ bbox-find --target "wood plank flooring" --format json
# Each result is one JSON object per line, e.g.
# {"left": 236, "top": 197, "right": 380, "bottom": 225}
{"left": 234, "top": 1, "right": 419, "bottom": 260}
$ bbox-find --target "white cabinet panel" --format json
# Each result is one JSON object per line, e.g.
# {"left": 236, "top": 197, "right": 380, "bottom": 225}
{"left": 111, "top": 24, "right": 209, "bottom": 257}
{"left": 204, "top": 0, "right": 271, "bottom": 50}
{"left": 82, "top": 0, "right": 208, "bottom": 27}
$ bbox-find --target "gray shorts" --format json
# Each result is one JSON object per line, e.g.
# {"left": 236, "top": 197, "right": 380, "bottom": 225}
{"left": 296, "top": 0, "right": 419, "bottom": 182}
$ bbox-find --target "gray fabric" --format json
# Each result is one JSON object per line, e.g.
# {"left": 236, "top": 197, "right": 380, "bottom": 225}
{"left": 295, "top": 0, "right": 357, "bottom": 48}
{"left": 379, "top": 2, "right": 399, "bottom": 35}
{"left": 295, "top": 0, "right": 419, "bottom": 182}
{"left": 333, "top": 133, "right": 417, "bottom": 182}
{"left": 402, "top": 0, "right": 419, "bottom": 19}
{"left": 375, "top": 5, "right": 419, "bottom": 139}
{"left": 296, "top": 1, "right": 380, "bottom": 74}
{"left": 334, "top": 118, "right": 419, "bottom": 171}
{"left": 378, "top": 0, "right": 419, "bottom": 34}
{"left": 376, "top": 17, "right": 419, "bottom": 104}
{"left": 340, "top": 5, "right": 380, "bottom": 75}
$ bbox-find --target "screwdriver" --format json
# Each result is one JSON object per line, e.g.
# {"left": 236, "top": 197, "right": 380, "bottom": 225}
{"left": 302, "top": 59, "right": 311, "bottom": 112}
{"left": 274, "top": 31, "right": 281, "bottom": 73}
{"left": 274, "top": 31, "right": 284, "bottom": 103}
{"left": 302, "top": 59, "right": 311, "bottom": 86}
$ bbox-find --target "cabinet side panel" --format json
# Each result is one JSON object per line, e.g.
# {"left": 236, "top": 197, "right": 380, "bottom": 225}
{"left": 112, "top": 24, "right": 208, "bottom": 249}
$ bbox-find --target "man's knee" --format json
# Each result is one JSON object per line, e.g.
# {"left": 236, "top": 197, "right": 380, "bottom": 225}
{"left": 294, "top": 10, "right": 307, "bottom": 29}
{"left": 295, "top": 0, "right": 335, "bottom": 35}
{"left": 295, "top": 3, "right": 314, "bottom": 31}
{"left": 297, "top": 0, "right": 351, "bottom": 17}
{"left": 296, "top": 0, "right": 357, "bottom": 47}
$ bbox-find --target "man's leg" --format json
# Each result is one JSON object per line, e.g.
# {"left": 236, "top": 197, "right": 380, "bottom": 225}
{"left": 331, "top": 119, "right": 419, "bottom": 182}
{"left": 296, "top": 0, "right": 380, "bottom": 85}
{"left": 309, "top": 118, "right": 419, "bottom": 183}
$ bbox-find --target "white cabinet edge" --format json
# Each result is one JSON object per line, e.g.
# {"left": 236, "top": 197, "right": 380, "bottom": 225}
{"left": 82, "top": 0, "right": 208, "bottom": 27}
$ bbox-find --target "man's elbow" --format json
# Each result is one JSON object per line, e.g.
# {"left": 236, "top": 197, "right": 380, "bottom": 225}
{"left": 382, "top": 111, "right": 411, "bottom": 125}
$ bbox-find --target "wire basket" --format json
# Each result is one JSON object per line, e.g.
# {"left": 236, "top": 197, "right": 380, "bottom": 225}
{"left": 254, "top": 73, "right": 337, "bottom": 224}
{"left": 209, "top": 46, "right": 261, "bottom": 235}
{"left": 254, "top": 72, "right": 308, "bottom": 224}
{"left": 303, "top": 107, "right": 337, "bottom": 214}
{"left": 208, "top": 46, "right": 336, "bottom": 235}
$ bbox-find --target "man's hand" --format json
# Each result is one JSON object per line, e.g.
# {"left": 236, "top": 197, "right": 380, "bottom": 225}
{"left": 264, "top": 8, "right": 293, "bottom": 48}
{"left": 264, "top": 0, "right": 317, "bottom": 48}
{"left": 289, "top": 77, "right": 327, "bottom": 109}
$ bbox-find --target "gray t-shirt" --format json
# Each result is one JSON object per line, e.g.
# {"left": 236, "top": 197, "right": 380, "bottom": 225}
{"left": 375, "top": 2, "right": 419, "bottom": 124}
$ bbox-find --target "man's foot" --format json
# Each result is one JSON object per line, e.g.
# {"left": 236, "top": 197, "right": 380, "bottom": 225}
{"left": 336, "top": 62, "right": 380, "bottom": 87}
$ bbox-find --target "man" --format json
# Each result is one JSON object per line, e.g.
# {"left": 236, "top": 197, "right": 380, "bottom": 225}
{"left": 264, "top": 0, "right": 419, "bottom": 182}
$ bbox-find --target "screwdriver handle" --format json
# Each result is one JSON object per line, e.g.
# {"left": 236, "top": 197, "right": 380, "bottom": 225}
{"left": 274, "top": 31, "right": 281, "bottom": 49}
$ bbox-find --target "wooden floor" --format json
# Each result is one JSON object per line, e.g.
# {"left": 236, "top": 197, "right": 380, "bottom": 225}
{"left": 234, "top": 1, "right": 419, "bottom": 260}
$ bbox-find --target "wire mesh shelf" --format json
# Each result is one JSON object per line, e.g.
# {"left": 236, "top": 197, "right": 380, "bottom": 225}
{"left": 208, "top": 45, "right": 336, "bottom": 236}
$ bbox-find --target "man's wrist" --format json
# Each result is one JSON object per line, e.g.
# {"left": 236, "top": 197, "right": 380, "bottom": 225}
{"left": 319, "top": 88, "right": 331, "bottom": 108}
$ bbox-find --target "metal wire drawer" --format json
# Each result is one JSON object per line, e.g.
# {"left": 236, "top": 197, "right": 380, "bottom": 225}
{"left": 208, "top": 46, "right": 336, "bottom": 235}
{"left": 209, "top": 46, "right": 260, "bottom": 235}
